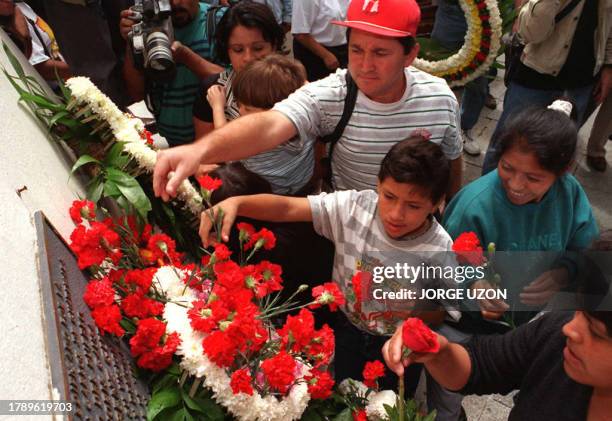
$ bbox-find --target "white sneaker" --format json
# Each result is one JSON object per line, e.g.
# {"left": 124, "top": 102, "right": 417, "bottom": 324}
{"left": 462, "top": 130, "right": 481, "bottom": 156}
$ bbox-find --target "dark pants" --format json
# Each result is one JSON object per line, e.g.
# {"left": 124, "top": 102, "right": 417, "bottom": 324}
{"left": 293, "top": 40, "right": 348, "bottom": 82}
{"left": 332, "top": 311, "right": 423, "bottom": 395}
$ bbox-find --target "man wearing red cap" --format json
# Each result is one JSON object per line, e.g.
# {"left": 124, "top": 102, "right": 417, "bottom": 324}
{"left": 153, "top": 0, "right": 462, "bottom": 199}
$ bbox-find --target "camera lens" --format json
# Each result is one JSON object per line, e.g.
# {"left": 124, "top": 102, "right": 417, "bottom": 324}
{"left": 145, "top": 31, "right": 176, "bottom": 82}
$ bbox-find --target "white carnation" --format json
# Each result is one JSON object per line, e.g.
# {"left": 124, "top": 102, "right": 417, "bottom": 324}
{"left": 366, "top": 390, "right": 397, "bottom": 421}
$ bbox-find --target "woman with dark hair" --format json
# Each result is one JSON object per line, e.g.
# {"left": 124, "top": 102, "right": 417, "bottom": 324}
{"left": 383, "top": 232, "right": 612, "bottom": 421}
{"left": 192, "top": 0, "right": 285, "bottom": 137}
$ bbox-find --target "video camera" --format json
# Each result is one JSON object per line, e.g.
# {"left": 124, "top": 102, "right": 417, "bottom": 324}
{"left": 128, "top": 0, "right": 176, "bottom": 84}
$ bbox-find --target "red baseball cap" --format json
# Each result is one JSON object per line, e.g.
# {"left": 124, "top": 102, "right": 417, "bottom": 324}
{"left": 332, "top": 0, "right": 421, "bottom": 38}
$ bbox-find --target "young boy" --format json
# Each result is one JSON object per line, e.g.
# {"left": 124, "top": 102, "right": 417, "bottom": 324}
{"left": 200, "top": 137, "right": 459, "bottom": 391}
{"left": 205, "top": 54, "right": 316, "bottom": 196}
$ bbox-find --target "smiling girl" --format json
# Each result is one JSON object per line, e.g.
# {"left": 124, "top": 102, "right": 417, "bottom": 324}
{"left": 444, "top": 100, "right": 598, "bottom": 253}
{"left": 442, "top": 100, "right": 599, "bottom": 327}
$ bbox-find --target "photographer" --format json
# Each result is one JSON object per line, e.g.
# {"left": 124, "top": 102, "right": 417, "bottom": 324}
{"left": 120, "top": 0, "right": 224, "bottom": 146}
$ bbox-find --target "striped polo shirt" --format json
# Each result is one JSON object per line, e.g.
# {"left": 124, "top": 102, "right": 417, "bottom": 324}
{"left": 149, "top": 3, "right": 222, "bottom": 146}
{"left": 308, "top": 189, "right": 459, "bottom": 335}
{"left": 274, "top": 67, "right": 463, "bottom": 191}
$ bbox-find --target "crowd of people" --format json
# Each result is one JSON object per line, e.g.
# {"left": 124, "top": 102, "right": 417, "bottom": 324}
{"left": 3, "top": 0, "right": 611, "bottom": 419}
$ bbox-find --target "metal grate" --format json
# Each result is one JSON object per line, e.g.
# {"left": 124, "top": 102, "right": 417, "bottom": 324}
{"left": 35, "top": 212, "right": 149, "bottom": 421}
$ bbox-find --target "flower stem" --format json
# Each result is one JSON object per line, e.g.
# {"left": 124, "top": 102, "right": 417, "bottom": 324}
{"left": 398, "top": 374, "right": 405, "bottom": 421}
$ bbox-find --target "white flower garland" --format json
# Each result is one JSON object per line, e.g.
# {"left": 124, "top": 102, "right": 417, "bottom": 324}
{"left": 153, "top": 266, "right": 312, "bottom": 421}
{"left": 413, "top": 0, "right": 502, "bottom": 87}
{"left": 65, "top": 77, "right": 203, "bottom": 216}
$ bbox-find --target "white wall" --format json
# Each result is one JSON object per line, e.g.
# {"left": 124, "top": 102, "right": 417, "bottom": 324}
{"left": 0, "top": 29, "right": 85, "bottom": 410}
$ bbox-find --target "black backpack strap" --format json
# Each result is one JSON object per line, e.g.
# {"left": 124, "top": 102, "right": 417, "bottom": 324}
{"left": 555, "top": 0, "right": 582, "bottom": 22}
{"left": 320, "top": 71, "right": 358, "bottom": 161}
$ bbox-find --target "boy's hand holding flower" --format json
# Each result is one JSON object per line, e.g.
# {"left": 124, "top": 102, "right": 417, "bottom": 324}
{"left": 382, "top": 317, "right": 446, "bottom": 377}
{"left": 199, "top": 197, "right": 238, "bottom": 247}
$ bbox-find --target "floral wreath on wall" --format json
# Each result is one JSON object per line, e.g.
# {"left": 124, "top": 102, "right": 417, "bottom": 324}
{"left": 413, "top": 0, "right": 503, "bottom": 87}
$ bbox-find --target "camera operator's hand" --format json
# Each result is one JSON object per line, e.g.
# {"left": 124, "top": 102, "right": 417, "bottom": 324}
{"left": 119, "top": 9, "right": 137, "bottom": 41}
{"left": 171, "top": 41, "right": 189, "bottom": 64}
{"left": 206, "top": 85, "right": 227, "bottom": 112}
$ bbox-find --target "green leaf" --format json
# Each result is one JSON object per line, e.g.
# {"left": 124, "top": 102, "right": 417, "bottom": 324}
{"left": 180, "top": 389, "right": 205, "bottom": 414}
{"left": 105, "top": 167, "right": 136, "bottom": 185}
{"left": 86, "top": 179, "right": 104, "bottom": 203}
{"left": 115, "top": 195, "right": 130, "bottom": 211}
{"left": 332, "top": 408, "right": 354, "bottom": 421}
{"left": 152, "top": 372, "right": 179, "bottom": 395}
{"left": 18, "top": 91, "right": 64, "bottom": 111}
{"left": 115, "top": 179, "right": 152, "bottom": 219}
{"left": 104, "top": 142, "right": 131, "bottom": 169}
{"left": 103, "top": 179, "right": 122, "bottom": 197}
{"left": 49, "top": 110, "right": 70, "bottom": 127}
{"left": 71, "top": 155, "right": 101, "bottom": 174}
{"left": 3, "top": 42, "right": 26, "bottom": 80}
{"left": 189, "top": 394, "right": 225, "bottom": 421}
{"left": 147, "top": 387, "right": 181, "bottom": 421}
{"left": 167, "top": 408, "right": 187, "bottom": 421}
{"left": 183, "top": 410, "right": 196, "bottom": 421}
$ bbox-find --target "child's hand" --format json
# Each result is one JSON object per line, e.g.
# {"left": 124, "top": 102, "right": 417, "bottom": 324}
{"left": 472, "top": 280, "right": 509, "bottom": 319}
{"left": 199, "top": 197, "right": 238, "bottom": 247}
{"left": 520, "top": 267, "right": 569, "bottom": 306}
{"left": 382, "top": 324, "right": 447, "bottom": 377}
{"left": 206, "top": 85, "right": 226, "bottom": 111}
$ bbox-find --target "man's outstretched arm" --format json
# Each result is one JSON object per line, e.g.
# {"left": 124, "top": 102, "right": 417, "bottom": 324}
{"left": 153, "top": 110, "right": 298, "bottom": 201}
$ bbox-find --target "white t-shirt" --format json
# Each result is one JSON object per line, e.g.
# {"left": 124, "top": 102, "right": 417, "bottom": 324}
{"left": 274, "top": 67, "right": 463, "bottom": 191}
{"left": 291, "top": 0, "right": 350, "bottom": 47}
{"left": 308, "top": 189, "right": 459, "bottom": 335}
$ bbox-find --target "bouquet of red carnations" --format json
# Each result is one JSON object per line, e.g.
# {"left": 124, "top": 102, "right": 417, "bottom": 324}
{"left": 68, "top": 179, "right": 344, "bottom": 420}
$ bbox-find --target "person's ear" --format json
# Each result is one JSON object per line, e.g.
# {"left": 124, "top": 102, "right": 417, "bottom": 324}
{"left": 405, "top": 42, "right": 420, "bottom": 67}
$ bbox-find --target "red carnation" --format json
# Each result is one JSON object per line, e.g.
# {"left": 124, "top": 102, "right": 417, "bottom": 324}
{"left": 70, "top": 221, "right": 122, "bottom": 269}
{"left": 213, "top": 243, "right": 232, "bottom": 261}
{"left": 91, "top": 304, "right": 124, "bottom": 336}
{"left": 278, "top": 308, "right": 316, "bottom": 353}
{"left": 245, "top": 228, "right": 276, "bottom": 251}
{"left": 141, "top": 129, "right": 154, "bottom": 146}
{"left": 121, "top": 293, "right": 163, "bottom": 319}
{"left": 130, "top": 318, "right": 179, "bottom": 372}
{"left": 83, "top": 277, "right": 115, "bottom": 309}
{"left": 310, "top": 282, "right": 345, "bottom": 312}
{"left": 401, "top": 317, "right": 440, "bottom": 354}
{"left": 203, "top": 330, "right": 238, "bottom": 367}
{"left": 352, "top": 410, "right": 367, "bottom": 421}
{"left": 124, "top": 268, "right": 156, "bottom": 294}
{"left": 253, "top": 261, "right": 283, "bottom": 298}
{"left": 305, "top": 369, "right": 334, "bottom": 399}
{"left": 362, "top": 360, "right": 385, "bottom": 389}
{"left": 230, "top": 368, "right": 254, "bottom": 395}
{"left": 69, "top": 199, "right": 95, "bottom": 224}
{"left": 308, "top": 324, "right": 335, "bottom": 366}
{"left": 136, "top": 332, "right": 180, "bottom": 372}
{"left": 452, "top": 232, "right": 485, "bottom": 266}
{"left": 197, "top": 175, "right": 223, "bottom": 192}
{"left": 129, "top": 318, "right": 167, "bottom": 356}
{"left": 261, "top": 351, "right": 297, "bottom": 394}
{"left": 236, "top": 222, "right": 255, "bottom": 242}
{"left": 146, "top": 233, "right": 179, "bottom": 263}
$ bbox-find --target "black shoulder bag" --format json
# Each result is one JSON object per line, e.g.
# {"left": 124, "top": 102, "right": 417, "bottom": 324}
{"left": 319, "top": 71, "right": 358, "bottom": 189}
